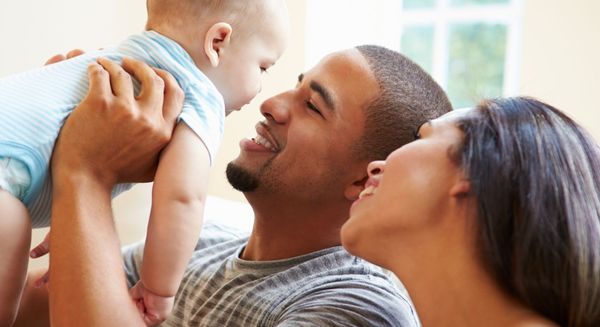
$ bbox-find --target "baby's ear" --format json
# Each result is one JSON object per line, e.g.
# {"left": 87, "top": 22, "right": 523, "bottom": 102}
{"left": 204, "top": 22, "right": 233, "bottom": 67}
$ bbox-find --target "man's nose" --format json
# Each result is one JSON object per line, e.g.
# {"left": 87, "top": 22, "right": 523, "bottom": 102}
{"left": 260, "top": 91, "right": 291, "bottom": 124}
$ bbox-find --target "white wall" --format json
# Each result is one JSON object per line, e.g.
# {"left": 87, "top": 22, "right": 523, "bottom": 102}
{"left": 0, "top": 0, "right": 147, "bottom": 75}
{"left": 520, "top": 0, "right": 600, "bottom": 140}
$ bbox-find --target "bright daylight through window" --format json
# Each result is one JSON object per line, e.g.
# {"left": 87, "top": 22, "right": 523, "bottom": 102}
{"left": 305, "top": 0, "right": 522, "bottom": 108}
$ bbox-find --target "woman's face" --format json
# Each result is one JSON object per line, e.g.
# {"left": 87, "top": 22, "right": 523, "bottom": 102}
{"left": 341, "top": 109, "right": 470, "bottom": 269}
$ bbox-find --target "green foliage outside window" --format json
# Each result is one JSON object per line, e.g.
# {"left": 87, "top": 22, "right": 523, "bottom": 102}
{"left": 450, "top": 0, "right": 508, "bottom": 7}
{"left": 403, "top": 0, "right": 508, "bottom": 9}
{"left": 401, "top": 26, "right": 434, "bottom": 73}
{"left": 447, "top": 23, "right": 507, "bottom": 108}
{"left": 402, "top": 0, "right": 436, "bottom": 9}
{"left": 400, "top": 23, "right": 507, "bottom": 108}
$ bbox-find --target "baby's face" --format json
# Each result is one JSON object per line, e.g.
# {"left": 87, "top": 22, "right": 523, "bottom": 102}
{"left": 212, "top": 7, "right": 289, "bottom": 114}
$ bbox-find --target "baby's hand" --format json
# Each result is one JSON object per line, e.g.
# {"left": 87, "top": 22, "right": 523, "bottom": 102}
{"left": 129, "top": 281, "right": 175, "bottom": 326}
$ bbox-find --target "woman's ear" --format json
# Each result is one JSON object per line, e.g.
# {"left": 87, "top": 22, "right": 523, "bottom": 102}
{"left": 204, "top": 22, "right": 233, "bottom": 67}
{"left": 450, "top": 179, "right": 471, "bottom": 198}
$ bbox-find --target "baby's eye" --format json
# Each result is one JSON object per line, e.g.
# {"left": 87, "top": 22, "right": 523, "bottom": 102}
{"left": 260, "top": 67, "right": 269, "bottom": 73}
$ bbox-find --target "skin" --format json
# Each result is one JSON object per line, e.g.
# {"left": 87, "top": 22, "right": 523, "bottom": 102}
{"left": 341, "top": 110, "right": 556, "bottom": 327}
{"left": 135, "top": 1, "right": 289, "bottom": 321}
{"left": 16, "top": 47, "right": 381, "bottom": 326}
{"left": 0, "top": 190, "right": 30, "bottom": 326}
{"left": 200, "top": 2, "right": 290, "bottom": 113}
{"left": 49, "top": 57, "right": 182, "bottom": 326}
{"left": 133, "top": 3, "right": 290, "bottom": 319}
{"left": 234, "top": 48, "right": 380, "bottom": 261}
{"left": 153, "top": 0, "right": 290, "bottom": 112}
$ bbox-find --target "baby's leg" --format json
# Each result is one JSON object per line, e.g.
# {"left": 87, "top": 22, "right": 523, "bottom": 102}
{"left": 0, "top": 190, "right": 31, "bottom": 327}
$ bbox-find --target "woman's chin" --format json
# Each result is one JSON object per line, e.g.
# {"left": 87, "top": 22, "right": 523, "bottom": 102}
{"left": 340, "top": 219, "right": 361, "bottom": 254}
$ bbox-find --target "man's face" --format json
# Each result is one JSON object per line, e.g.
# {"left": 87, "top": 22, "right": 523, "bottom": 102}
{"left": 227, "top": 49, "right": 380, "bottom": 205}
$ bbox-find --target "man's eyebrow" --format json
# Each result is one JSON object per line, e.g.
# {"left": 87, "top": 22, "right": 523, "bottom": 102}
{"left": 309, "top": 80, "right": 335, "bottom": 110}
{"left": 297, "top": 73, "right": 336, "bottom": 111}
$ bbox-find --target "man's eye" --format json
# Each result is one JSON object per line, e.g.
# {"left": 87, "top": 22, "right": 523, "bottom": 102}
{"left": 306, "top": 101, "right": 322, "bottom": 116}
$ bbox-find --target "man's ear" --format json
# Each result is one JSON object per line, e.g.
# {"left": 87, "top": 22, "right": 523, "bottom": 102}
{"left": 344, "top": 174, "right": 369, "bottom": 201}
{"left": 204, "top": 22, "right": 233, "bottom": 67}
{"left": 450, "top": 179, "right": 471, "bottom": 198}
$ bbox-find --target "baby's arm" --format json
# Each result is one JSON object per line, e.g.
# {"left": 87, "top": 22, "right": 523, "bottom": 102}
{"left": 140, "top": 122, "right": 210, "bottom": 301}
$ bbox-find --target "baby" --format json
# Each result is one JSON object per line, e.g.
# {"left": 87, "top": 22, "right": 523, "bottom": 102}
{"left": 0, "top": 0, "right": 289, "bottom": 325}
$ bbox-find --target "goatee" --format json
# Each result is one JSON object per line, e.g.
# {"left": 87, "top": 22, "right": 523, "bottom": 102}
{"left": 226, "top": 162, "right": 259, "bottom": 192}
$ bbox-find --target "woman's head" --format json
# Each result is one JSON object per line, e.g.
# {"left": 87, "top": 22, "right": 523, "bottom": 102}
{"left": 341, "top": 97, "right": 600, "bottom": 326}
{"left": 458, "top": 97, "right": 600, "bottom": 326}
{"left": 342, "top": 108, "right": 471, "bottom": 269}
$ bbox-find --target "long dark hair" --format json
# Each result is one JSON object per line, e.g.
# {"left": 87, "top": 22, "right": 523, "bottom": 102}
{"left": 457, "top": 97, "right": 600, "bottom": 326}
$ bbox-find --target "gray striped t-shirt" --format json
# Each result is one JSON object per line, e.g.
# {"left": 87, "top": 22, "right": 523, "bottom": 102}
{"left": 123, "top": 223, "right": 419, "bottom": 326}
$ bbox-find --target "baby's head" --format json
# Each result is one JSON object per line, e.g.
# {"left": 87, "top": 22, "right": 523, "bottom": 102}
{"left": 147, "top": 0, "right": 290, "bottom": 113}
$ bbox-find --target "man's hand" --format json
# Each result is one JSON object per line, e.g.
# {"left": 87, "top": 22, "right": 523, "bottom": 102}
{"left": 130, "top": 281, "right": 175, "bottom": 326}
{"left": 31, "top": 54, "right": 183, "bottom": 272}
{"left": 48, "top": 57, "right": 183, "bottom": 326}
{"left": 51, "top": 56, "right": 183, "bottom": 191}
{"left": 44, "top": 49, "right": 84, "bottom": 65}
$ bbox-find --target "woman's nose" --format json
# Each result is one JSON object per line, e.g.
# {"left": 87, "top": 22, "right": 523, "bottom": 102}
{"left": 367, "top": 161, "right": 385, "bottom": 177}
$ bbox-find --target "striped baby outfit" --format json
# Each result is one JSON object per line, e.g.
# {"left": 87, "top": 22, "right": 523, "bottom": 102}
{"left": 0, "top": 30, "right": 225, "bottom": 227}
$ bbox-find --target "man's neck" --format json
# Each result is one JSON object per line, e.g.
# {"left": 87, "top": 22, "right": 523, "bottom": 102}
{"left": 241, "top": 196, "right": 349, "bottom": 261}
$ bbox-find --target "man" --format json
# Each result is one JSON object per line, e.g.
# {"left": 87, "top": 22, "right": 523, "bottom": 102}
{"left": 18, "top": 45, "right": 451, "bottom": 326}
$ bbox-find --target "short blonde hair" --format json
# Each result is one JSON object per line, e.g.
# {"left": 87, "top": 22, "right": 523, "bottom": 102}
{"left": 146, "top": 0, "right": 274, "bottom": 40}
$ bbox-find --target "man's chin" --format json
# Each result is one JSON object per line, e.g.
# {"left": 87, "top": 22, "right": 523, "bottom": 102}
{"left": 226, "top": 162, "right": 259, "bottom": 192}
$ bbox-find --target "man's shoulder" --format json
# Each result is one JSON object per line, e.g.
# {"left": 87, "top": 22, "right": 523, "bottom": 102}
{"left": 289, "top": 247, "right": 406, "bottom": 296}
{"left": 266, "top": 248, "right": 419, "bottom": 326}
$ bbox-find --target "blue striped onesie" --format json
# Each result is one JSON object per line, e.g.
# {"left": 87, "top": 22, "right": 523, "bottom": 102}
{"left": 0, "top": 30, "right": 225, "bottom": 228}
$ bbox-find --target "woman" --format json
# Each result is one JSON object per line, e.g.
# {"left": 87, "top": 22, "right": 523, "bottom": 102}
{"left": 341, "top": 97, "right": 600, "bottom": 326}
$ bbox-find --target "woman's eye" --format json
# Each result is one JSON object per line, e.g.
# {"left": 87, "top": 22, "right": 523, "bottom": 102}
{"left": 412, "top": 129, "right": 421, "bottom": 140}
{"left": 413, "top": 121, "right": 428, "bottom": 140}
{"left": 306, "top": 100, "right": 322, "bottom": 116}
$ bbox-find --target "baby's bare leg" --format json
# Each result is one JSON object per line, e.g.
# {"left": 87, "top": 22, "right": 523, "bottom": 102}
{"left": 0, "top": 190, "right": 31, "bottom": 327}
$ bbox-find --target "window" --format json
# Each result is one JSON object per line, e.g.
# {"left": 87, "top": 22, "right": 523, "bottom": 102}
{"left": 305, "top": 0, "right": 523, "bottom": 108}
{"left": 400, "top": 0, "right": 522, "bottom": 108}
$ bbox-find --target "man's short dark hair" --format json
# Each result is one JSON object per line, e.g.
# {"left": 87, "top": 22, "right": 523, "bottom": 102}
{"left": 354, "top": 45, "right": 452, "bottom": 161}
